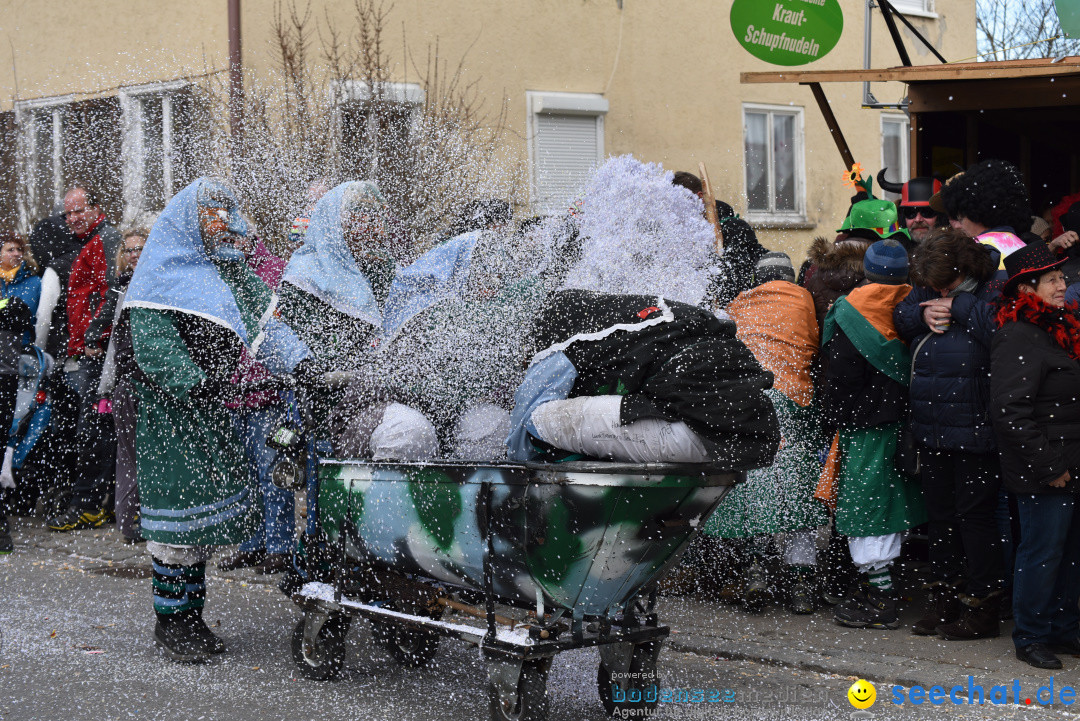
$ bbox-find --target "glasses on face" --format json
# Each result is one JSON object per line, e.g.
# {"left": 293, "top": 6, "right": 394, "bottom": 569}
{"left": 901, "top": 206, "right": 939, "bottom": 221}
{"left": 123, "top": 246, "right": 144, "bottom": 256}
{"left": 63, "top": 207, "right": 91, "bottom": 220}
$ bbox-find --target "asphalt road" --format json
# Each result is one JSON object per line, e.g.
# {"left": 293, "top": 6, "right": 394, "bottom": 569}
{"left": 0, "top": 547, "right": 1063, "bottom": 721}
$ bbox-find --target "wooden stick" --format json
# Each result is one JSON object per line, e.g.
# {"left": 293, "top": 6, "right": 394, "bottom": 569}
{"left": 436, "top": 597, "right": 517, "bottom": 629}
{"left": 698, "top": 162, "right": 724, "bottom": 252}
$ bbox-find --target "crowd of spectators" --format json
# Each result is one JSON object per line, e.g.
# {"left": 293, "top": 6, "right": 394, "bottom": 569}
{"left": 690, "top": 159, "right": 1080, "bottom": 672}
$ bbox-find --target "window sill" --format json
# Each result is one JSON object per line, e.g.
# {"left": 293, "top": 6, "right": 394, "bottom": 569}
{"left": 893, "top": 8, "right": 938, "bottom": 19}
{"left": 745, "top": 216, "right": 815, "bottom": 230}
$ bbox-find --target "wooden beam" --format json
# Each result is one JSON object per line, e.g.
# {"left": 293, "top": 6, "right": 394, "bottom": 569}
{"left": 806, "top": 82, "right": 855, "bottom": 170}
{"left": 908, "top": 76, "right": 1080, "bottom": 112}
{"left": 1020, "top": 134, "right": 1032, "bottom": 186}
{"left": 911, "top": 113, "right": 920, "bottom": 179}
{"left": 742, "top": 57, "right": 1080, "bottom": 85}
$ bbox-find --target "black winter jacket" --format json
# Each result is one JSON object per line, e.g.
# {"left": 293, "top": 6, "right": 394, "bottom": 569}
{"left": 704, "top": 218, "right": 769, "bottom": 309}
{"left": 894, "top": 283, "right": 998, "bottom": 453}
{"left": 821, "top": 328, "right": 908, "bottom": 439}
{"left": 991, "top": 319, "right": 1080, "bottom": 495}
{"left": 530, "top": 289, "right": 781, "bottom": 470}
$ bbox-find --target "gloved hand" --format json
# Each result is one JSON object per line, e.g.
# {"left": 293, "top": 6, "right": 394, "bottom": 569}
{"left": 0, "top": 446, "right": 15, "bottom": 489}
{"left": 292, "top": 359, "right": 321, "bottom": 392}
{"left": 187, "top": 378, "right": 235, "bottom": 405}
{"left": 817, "top": 446, "right": 831, "bottom": 465}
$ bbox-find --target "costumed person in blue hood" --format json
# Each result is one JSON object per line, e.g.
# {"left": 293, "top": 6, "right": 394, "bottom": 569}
{"left": 124, "top": 178, "right": 309, "bottom": 663}
{"left": 281, "top": 180, "right": 479, "bottom": 460}
{"left": 279, "top": 180, "right": 413, "bottom": 371}
{"left": 330, "top": 226, "right": 544, "bottom": 459}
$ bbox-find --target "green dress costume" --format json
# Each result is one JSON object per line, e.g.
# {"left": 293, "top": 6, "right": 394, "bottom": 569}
{"left": 130, "top": 260, "right": 270, "bottom": 546}
{"left": 821, "top": 288, "right": 926, "bottom": 537}
{"left": 704, "top": 389, "right": 826, "bottom": 537}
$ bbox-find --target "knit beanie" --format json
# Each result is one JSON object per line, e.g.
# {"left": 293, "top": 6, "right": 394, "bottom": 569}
{"left": 754, "top": 251, "right": 796, "bottom": 285}
{"left": 863, "top": 239, "right": 909, "bottom": 285}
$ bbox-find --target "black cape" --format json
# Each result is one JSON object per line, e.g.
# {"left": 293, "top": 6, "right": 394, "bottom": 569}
{"left": 529, "top": 289, "right": 780, "bottom": 470}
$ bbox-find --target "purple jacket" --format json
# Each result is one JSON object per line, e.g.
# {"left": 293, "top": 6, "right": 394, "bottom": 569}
{"left": 249, "top": 240, "right": 287, "bottom": 289}
{"left": 229, "top": 241, "right": 288, "bottom": 409}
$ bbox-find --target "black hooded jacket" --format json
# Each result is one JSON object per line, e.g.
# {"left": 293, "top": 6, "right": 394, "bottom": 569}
{"left": 529, "top": 289, "right": 780, "bottom": 470}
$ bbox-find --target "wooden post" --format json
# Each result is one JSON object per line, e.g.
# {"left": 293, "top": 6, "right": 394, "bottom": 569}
{"left": 698, "top": 162, "right": 724, "bottom": 252}
{"left": 228, "top": 0, "right": 244, "bottom": 150}
{"left": 805, "top": 82, "right": 855, "bottom": 170}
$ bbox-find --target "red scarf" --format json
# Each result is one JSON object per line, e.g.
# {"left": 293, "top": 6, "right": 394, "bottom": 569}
{"left": 995, "top": 292, "right": 1080, "bottom": 360}
{"left": 76, "top": 213, "right": 104, "bottom": 240}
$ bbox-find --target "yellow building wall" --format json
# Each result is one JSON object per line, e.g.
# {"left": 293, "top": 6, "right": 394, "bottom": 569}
{"left": 0, "top": 0, "right": 976, "bottom": 260}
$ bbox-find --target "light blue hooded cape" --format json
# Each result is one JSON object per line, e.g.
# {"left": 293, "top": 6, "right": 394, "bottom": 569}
{"left": 125, "top": 177, "right": 308, "bottom": 373}
{"left": 281, "top": 180, "right": 480, "bottom": 343}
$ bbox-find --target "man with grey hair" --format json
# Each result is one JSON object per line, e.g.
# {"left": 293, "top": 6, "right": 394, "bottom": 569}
{"left": 46, "top": 183, "right": 124, "bottom": 532}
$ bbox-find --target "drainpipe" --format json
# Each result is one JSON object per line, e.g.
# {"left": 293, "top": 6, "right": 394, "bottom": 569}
{"left": 228, "top": 0, "right": 244, "bottom": 148}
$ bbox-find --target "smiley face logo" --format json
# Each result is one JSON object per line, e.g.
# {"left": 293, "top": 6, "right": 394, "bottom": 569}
{"left": 848, "top": 679, "right": 876, "bottom": 709}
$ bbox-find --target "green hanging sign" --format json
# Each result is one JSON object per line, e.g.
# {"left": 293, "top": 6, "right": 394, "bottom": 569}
{"left": 1057, "top": 0, "right": 1080, "bottom": 38}
{"left": 731, "top": 0, "right": 844, "bottom": 66}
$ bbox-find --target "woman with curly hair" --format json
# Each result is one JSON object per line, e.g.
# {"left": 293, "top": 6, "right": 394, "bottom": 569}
{"left": 990, "top": 243, "right": 1080, "bottom": 669}
{"left": 936, "top": 159, "right": 1031, "bottom": 267}
{"left": 894, "top": 228, "right": 1003, "bottom": 640}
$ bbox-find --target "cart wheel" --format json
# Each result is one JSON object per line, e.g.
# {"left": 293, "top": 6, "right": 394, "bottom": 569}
{"left": 489, "top": 658, "right": 550, "bottom": 721}
{"left": 370, "top": 620, "right": 440, "bottom": 668}
{"left": 291, "top": 613, "right": 351, "bottom": 681}
{"left": 597, "top": 644, "right": 660, "bottom": 717}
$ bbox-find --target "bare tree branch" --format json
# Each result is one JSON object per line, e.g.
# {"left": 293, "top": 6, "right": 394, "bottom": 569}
{"left": 977, "top": 0, "right": 1080, "bottom": 60}
{"left": 197, "top": 0, "right": 521, "bottom": 255}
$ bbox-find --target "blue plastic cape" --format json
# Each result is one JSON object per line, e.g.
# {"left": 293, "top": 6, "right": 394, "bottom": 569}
{"left": 125, "top": 177, "right": 309, "bottom": 369}
{"left": 282, "top": 178, "right": 479, "bottom": 339}
{"left": 381, "top": 232, "right": 480, "bottom": 341}
{"left": 506, "top": 351, "right": 578, "bottom": 461}
{"left": 281, "top": 181, "right": 385, "bottom": 328}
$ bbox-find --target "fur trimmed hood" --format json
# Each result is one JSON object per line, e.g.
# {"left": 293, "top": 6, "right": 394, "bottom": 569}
{"left": 807, "top": 236, "right": 870, "bottom": 276}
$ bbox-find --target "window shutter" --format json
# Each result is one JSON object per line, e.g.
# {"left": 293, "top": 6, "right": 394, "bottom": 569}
{"left": 533, "top": 113, "right": 598, "bottom": 215}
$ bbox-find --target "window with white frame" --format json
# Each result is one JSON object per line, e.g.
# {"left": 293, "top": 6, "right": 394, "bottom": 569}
{"left": 15, "top": 97, "right": 70, "bottom": 230}
{"left": 337, "top": 81, "right": 424, "bottom": 181}
{"left": 526, "top": 91, "right": 608, "bottom": 215}
{"left": 888, "top": 0, "right": 934, "bottom": 16}
{"left": 881, "top": 114, "right": 910, "bottom": 203}
{"left": 743, "top": 104, "right": 804, "bottom": 220}
{"left": 120, "top": 81, "right": 198, "bottom": 224}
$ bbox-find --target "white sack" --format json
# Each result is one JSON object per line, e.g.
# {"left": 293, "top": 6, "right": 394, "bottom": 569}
{"left": 452, "top": 403, "right": 511, "bottom": 460}
{"left": 529, "top": 395, "right": 711, "bottom": 463}
{"left": 370, "top": 403, "right": 439, "bottom": 461}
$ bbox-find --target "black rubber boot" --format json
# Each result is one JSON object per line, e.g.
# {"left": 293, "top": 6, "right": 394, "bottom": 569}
{"left": 786, "top": 567, "right": 817, "bottom": 615}
{"left": 911, "top": 579, "right": 961, "bottom": 636}
{"left": 834, "top": 582, "right": 899, "bottom": 629}
{"left": 188, "top": 611, "right": 226, "bottom": 654}
{"left": 741, "top": 559, "right": 770, "bottom": 613}
{"left": 154, "top": 612, "right": 211, "bottom": 663}
{"left": 186, "top": 564, "right": 225, "bottom": 654}
{"left": 937, "top": 590, "right": 1002, "bottom": 640}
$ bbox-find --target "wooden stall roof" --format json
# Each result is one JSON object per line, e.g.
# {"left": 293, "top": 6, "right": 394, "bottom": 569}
{"left": 743, "top": 57, "right": 1080, "bottom": 114}
{"left": 742, "top": 56, "right": 1080, "bottom": 85}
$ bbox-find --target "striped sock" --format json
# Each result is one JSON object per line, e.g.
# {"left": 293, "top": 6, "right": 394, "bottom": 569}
{"left": 152, "top": 558, "right": 195, "bottom": 615}
{"left": 185, "top": 563, "right": 206, "bottom": 615}
{"left": 867, "top": 567, "right": 893, "bottom": 592}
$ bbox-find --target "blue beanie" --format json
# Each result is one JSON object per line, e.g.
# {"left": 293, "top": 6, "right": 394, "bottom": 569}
{"left": 863, "top": 239, "right": 909, "bottom": 285}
